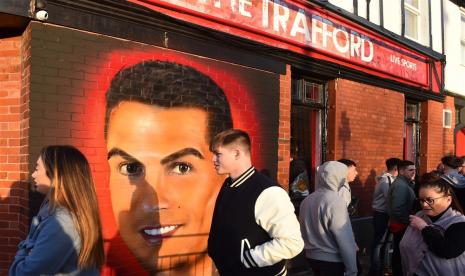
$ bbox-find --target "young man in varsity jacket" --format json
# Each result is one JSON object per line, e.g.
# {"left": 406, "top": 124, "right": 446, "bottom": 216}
{"left": 207, "top": 129, "right": 304, "bottom": 276}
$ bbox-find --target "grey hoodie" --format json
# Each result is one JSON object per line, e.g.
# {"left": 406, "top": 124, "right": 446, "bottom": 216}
{"left": 299, "top": 161, "right": 357, "bottom": 276}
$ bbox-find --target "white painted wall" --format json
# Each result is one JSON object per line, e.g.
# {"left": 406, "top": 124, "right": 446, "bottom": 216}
{"left": 328, "top": 0, "right": 441, "bottom": 51}
{"left": 369, "top": 0, "right": 381, "bottom": 25}
{"left": 380, "top": 0, "right": 402, "bottom": 35}
{"left": 329, "top": 0, "right": 353, "bottom": 13}
{"left": 431, "top": 0, "right": 443, "bottom": 53}
{"left": 444, "top": 1, "right": 465, "bottom": 96}
{"left": 358, "top": 0, "right": 367, "bottom": 19}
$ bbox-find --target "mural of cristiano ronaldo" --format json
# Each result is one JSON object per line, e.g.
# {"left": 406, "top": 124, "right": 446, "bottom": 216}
{"left": 104, "top": 60, "right": 233, "bottom": 275}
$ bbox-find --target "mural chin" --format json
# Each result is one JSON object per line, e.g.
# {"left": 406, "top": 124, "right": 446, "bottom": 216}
{"left": 116, "top": 207, "right": 211, "bottom": 273}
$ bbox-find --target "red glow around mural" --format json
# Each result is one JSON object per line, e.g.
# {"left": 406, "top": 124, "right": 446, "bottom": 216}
{"left": 87, "top": 48, "right": 268, "bottom": 275}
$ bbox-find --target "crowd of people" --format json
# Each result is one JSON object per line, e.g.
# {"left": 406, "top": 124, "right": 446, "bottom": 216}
{"left": 297, "top": 155, "right": 465, "bottom": 276}
{"left": 8, "top": 129, "right": 465, "bottom": 275}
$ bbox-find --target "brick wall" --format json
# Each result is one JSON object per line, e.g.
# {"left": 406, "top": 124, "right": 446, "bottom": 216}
{"left": 327, "top": 78, "right": 405, "bottom": 216}
{"left": 420, "top": 95, "right": 456, "bottom": 174}
{"left": 0, "top": 28, "right": 31, "bottom": 273}
{"left": 277, "top": 65, "right": 291, "bottom": 190}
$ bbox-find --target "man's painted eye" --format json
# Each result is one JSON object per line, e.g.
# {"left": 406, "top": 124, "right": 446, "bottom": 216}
{"left": 119, "top": 162, "right": 144, "bottom": 177}
{"left": 171, "top": 162, "right": 192, "bottom": 175}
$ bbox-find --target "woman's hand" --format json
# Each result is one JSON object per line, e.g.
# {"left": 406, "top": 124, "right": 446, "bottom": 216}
{"left": 409, "top": 215, "right": 428, "bottom": 231}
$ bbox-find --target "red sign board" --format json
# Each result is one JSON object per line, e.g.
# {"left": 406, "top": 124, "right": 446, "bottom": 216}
{"left": 128, "top": 0, "right": 440, "bottom": 92}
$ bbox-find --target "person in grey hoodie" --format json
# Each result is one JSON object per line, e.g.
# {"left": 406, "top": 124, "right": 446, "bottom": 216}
{"left": 299, "top": 161, "right": 357, "bottom": 276}
{"left": 440, "top": 155, "right": 465, "bottom": 210}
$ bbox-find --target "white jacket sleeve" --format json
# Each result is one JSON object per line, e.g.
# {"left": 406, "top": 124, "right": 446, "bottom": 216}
{"left": 244, "top": 186, "right": 304, "bottom": 267}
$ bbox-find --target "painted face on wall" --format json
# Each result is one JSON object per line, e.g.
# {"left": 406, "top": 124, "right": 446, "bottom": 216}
{"left": 106, "top": 101, "right": 224, "bottom": 272}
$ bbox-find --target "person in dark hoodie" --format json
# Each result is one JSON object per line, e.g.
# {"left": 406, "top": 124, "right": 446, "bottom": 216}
{"left": 299, "top": 161, "right": 357, "bottom": 276}
{"left": 440, "top": 155, "right": 465, "bottom": 210}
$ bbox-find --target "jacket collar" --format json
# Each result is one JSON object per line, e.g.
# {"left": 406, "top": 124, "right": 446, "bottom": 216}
{"left": 229, "top": 166, "right": 255, "bottom": 188}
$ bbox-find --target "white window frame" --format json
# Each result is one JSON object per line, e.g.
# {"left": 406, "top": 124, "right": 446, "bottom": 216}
{"left": 404, "top": 0, "right": 420, "bottom": 41}
{"left": 443, "top": 109, "right": 452, "bottom": 129}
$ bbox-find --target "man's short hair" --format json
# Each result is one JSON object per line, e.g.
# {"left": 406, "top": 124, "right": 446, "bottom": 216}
{"left": 210, "top": 129, "right": 251, "bottom": 153}
{"left": 441, "top": 155, "right": 463, "bottom": 169}
{"left": 398, "top": 160, "right": 415, "bottom": 170}
{"left": 105, "top": 60, "right": 233, "bottom": 143}
{"left": 386, "top": 158, "right": 401, "bottom": 171}
{"left": 337, "top": 159, "right": 357, "bottom": 167}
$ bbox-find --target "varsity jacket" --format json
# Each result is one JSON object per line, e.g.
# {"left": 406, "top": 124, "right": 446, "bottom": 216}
{"left": 208, "top": 167, "right": 303, "bottom": 276}
{"left": 9, "top": 200, "right": 99, "bottom": 276}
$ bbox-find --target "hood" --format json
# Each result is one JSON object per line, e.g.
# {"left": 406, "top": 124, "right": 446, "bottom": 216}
{"left": 442, "top": 172, "right": 465, "bottom": 189}
{"left": 316, "top": 161, "right": 348, "bottom": 192}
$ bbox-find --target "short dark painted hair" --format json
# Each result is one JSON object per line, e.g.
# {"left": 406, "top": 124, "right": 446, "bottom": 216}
{"left": 441, "top": 155, "right": 463, "bottom": 169}
{"left": 386, "top": 158, "right": 401, "bottom": 171}
{"left": 338, "top": 159, "right": 357, "bottom": 167}
{"left": 210, "top": 129, "right": 251, "bottom": 153}
{"left": 105, "top": 60, "right": 233, "bottom": 143}
{"left": 398, "top": 160, "right": 415, "bottom": 170}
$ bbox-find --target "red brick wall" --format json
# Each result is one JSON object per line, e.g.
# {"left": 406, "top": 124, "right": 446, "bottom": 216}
{"left": 327, "top": 78, "right": 405, "bottom": 216}
{"left": 277, "top": 65, "right": 291, "bottom": 190}
{"left": 420, "top": 96, "right": 456, "bottom": 174}
{"left": 0, "top": 28, "right": 31, "bottom": 273}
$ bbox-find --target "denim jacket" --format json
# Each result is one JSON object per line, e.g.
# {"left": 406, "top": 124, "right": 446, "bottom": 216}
{"left": 9, "top": 200, "right": 99, "bottom": 276}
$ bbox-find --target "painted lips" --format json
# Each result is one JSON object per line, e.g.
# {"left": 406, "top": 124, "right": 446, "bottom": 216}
{"left": 140, "top": 225, "right": 180, "bottom": 245}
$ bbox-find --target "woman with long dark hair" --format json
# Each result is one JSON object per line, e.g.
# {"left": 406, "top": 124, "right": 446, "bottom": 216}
{"left": 400, "top": 177, "right": 465, "bottom": 276}
{"left": 9, "top": 145, "right": 104, "bottom": 275}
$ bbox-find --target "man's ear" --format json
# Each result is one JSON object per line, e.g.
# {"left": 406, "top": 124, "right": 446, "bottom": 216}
{"left": 234, "top": 149, "right": 240, "bottom": 159}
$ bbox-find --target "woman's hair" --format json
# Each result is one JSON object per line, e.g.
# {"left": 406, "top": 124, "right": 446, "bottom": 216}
{"left": 419, "top": 177, "right": 464, "bottom": 214}
{"left": 40, "top": 145, "right": 105, "bottom": 268}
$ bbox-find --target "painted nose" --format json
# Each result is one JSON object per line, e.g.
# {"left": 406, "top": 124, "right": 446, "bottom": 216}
{"left": 144, "top": 169, "right": 172, "bottom": 210}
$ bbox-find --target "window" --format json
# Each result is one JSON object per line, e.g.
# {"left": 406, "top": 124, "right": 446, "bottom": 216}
{"left": 404, "top": 102, "right": 420, "bottom": 167}
{"left": 404, "top": 0, "right": 429, "bottom": 45}
{"left": 461, "top": 11, "right": 465, "bottom": 65}
{"left": 291, "top": 78, "right": 326, "bottom": 193}
{"left": 443, "top": 109, "right": 452, "bottom": 128}
{"left": 404, "top": 0, "right": 419, "bottom": 40}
